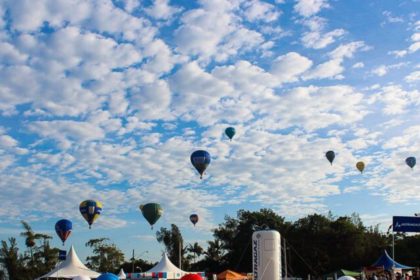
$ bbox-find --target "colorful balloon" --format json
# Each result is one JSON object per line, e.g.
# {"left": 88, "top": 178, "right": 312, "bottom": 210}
{"left": 55, "top": 219, "right": 73, "bottom": 246}
{"left": 190, "top": 214, "right": 199, "bottom": 227}
{"left": 225, "top": 127, "right": 236, "bottom": 141}
{"left": 79, "top": 200, "right": 102, "bottom": 229}
{"left": 97, "top": 273, "right": 119, "bottom": 280}
{"left": 140, "top": 203, "right": 163, "bottom": 230}
{"left": 356, "top": 161, "right": 365, "bottom": 174}
{"left": 326, "top": 151, "right": 335, "bottom": 165}
{"left": 406, "top": 157, "right": 416, "bottom": 170}
{"left": 191, "top": 150, "right": 211, "bottom": 179}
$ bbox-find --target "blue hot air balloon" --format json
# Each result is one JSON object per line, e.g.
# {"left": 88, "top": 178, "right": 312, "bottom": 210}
{"left": 225, "top": 127, "right": 236, "bottom": 141}
{"left": 190, "top": 214, "right": 199, "bottom": 227}
{"left": 326, "top": 151, "right": 335, "bottom": 165}
{"left": 97, "top": 273, "right": 119, "bottom": 280}
{"left": 191, "top": 150, "right": 211, "bottom": 179}
{"left": 55, "top": 219, "right": 73, "bottom": 246}
{"left": 406, "top": 157, "right": 416, "bottom": 170}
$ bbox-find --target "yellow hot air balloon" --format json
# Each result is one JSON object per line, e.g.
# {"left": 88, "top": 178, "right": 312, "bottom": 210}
{"left": 356, "top": 161, "right": 365, "bottom": 173}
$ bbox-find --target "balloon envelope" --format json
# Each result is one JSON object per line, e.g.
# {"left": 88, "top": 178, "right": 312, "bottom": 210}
{"left": 406, "top": 157, "right": 416, "bottom": 169}
{"left": 140, "top": 203, "right": 163, "bottom": 230}
{"left": 97, "top": 273, "right": 119, "bottom": 280}
{"left": 79, "top": 200, "right": 102, "bottom": 229}
{"left": 73, "top": 276, "right": 91, "bottom": 280}
{"left": 190, "top": 214, "right": 199, "bottom": 226}
{"left": 326, "top": 151, "right": 335, "bottom": 165}
{"left": 181, "top": 275, "right": 203, "bottom": 280}
{"left": 225, "top": 127, "right": 236, "bottom": 141}
{"left": 191, "top": 150, "right": 211, "bottom": 179}
{"left": 356, "top": 162, "right": 365, "bottom": 173}
{"left": 55, "top": 219, "right": 73, "bottom": 246}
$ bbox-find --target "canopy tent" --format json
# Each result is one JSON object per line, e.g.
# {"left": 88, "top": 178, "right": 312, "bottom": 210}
{"left": 117, "top": 269, "right": 127, "bottom": 279}
{"left": 129, "top": 253, "right": 204, "bottom": 280}
{"left": 372, "top": 250, "right": 414, "bottom": 270}
{"left": 217, "top": 270, "right": 247, "bottom": 280}
{"left": 36, "top": 245, "right": 100, "bottom": 279}
{"left": 321, "top": 269, "right": 360, "bottom": 280}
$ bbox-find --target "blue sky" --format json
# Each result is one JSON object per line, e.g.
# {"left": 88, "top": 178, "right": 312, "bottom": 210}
{"left": 0, "top": 0, "right": 420, "bottom": 264}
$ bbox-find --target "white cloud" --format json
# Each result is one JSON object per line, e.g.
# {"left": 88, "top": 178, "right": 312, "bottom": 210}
{"left": 294, "top": 0, "right": 329, "bottom": 17}
{"left": 303, "top": 59, "right": 344, "bottom": 80}
{"left": 371, "top": 85, "right": 420, "bottom": 115}
{"left": 301, "top": 29, "right": 346, "bottom": 49}
{"left": 144, "top": 0, "right": 183, "bottom": 20}
{"left": 0, "top": 135, "right": 18, "bottom": 148}
{"left": 270, "top": 52, "right": 313, "bottom": 83}
{"left": 242, "top": 0, "right": 280, "bottom": 23}
{"left": 405, "top": 71, "right": 420, "bottom": 82}
{"left": 353, "top": 62, "right": 364, "bottom": 68}
{"left": 371, "top": 63, "right": 410, "bottom": 77}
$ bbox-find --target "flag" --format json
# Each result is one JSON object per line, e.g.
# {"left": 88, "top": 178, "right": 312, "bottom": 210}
{"left": 59, "top": 250, "right": 67, "bottom": 261}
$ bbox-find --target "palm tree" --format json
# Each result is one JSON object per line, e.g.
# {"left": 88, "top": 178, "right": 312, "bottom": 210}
{"left": 187, "top": 243, "right": 203, "bottom": 264}
{"left": 20, "top": 220, "right": 36, "bottom": 266}
{"left": 203, "top": 240, "right": 224, "bottom": 261}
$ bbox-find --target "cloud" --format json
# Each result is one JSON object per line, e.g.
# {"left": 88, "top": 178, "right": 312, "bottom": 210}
{"left": 242, "top": 0, "right": 280, "bottom": 23}
{"left": 294, "top": 0, "right": 330, "bottom": 17}
{"left": 270, "top": 52, "right": 313, "bottom": 83}
{"left": 144, "top": 0, "right": 183, "bottom": 21}
{"left": 371, "top": 63, "right": 410, "bottom": 77}
{"left": 301, "top": 29, "right": 346, "bottom": 49}
{"left": 405, "top": 71, "right": 420, "bottom": 83}
{"left": 353, "top": 62, "right": 365, "bottom": 68}
{"left": 370, "top": 85, "right": 420, "bottom": 115}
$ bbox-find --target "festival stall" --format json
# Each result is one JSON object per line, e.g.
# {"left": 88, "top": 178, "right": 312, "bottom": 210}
{"left": 217, "top": 270, "right": 247, "bottom": 280}
{"left": 128, "top": 253, "right": 204, "bottom": 280}
{"left": 36, "top": 245, "right": 100, "bottom": 279}
{"left": 321, "top": 269, "right": 360, "bottom": 280}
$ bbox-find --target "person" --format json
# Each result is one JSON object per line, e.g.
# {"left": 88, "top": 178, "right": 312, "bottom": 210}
{"left": 413, "top": 272, "right": 420, "bottom": 280}
{"left": 373, "top": 274, "right": 378, "bottom": 280}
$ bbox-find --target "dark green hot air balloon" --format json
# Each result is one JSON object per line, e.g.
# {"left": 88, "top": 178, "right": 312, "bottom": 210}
{"left": 225, "top": 127, "right": 236, "bottom": 141}
{"left": 140, "top": 203, "right": 163, "bottom": 230}
{"left": 326, "top": 151, "right": 335, "bottom": 165}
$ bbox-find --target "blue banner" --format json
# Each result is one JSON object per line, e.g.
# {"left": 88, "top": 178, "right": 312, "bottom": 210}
{"left": 393, "top": 216, "right": 420, "bottom": 232}
{"left": 59, "top": 250, "right": 67, "bottom": 260}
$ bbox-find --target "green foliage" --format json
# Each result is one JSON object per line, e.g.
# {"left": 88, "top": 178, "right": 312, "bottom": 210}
{"left": 85, "top": 238, "right": 125, "bottom": 274}
{"left": 156, "top": 224, "right": 189, "bottom": 268}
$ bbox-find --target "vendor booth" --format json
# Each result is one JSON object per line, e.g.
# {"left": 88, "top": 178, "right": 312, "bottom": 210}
{"left": 128, "top": 253, "right": 204, "bottom": 280}
{"left": 371, "top": 250, "right": 414, "bottom": 270}
{"left": 36, "top": 245, "right": 100, "bottom": 279}
{"left": 217, "top": 270, "right": 247, "bottom": 280}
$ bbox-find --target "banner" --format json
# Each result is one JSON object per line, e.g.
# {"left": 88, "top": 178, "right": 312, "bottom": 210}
{"left": 362, "top": 266, "right": 384, "bottom": 276}
{"left": 393, "top": 216, "right": 420, "bottom": 232}
{"left": 58, "top": 250, "right": 67, "bottom": 260}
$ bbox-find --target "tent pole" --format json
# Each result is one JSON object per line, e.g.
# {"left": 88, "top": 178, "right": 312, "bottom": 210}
{"left": 283, "top": 238, "right": 287, "bottom": 280}
{"left": 179, "top": 241, "right": 182, "bottom": 269}
{"left": 392, "top": 229, "right": 395, "bottom": 268}
{"left": 132, "top": 249, "right": 135, "bottom": 273}
{"left": 56, "top": 260, "right": 60, "bottom": 280}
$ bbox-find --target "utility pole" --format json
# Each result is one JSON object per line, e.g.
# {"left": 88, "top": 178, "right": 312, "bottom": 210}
{"left": 132, "top": 249, "right": 135, "bottom": 273}
{"left": 179, "top": 241, "right": 182, "bottom": 269}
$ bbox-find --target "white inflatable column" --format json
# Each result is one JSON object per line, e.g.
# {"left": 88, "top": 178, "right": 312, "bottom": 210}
{"left": 252, "top": 230, "right": 281, "bottom": 280}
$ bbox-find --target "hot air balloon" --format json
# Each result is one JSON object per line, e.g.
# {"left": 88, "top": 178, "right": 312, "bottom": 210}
{"left": 79, "top": 200, "right": 102, "bottom": 229}
{"left": 190, "top": 214, "right": 199, "bottom": 227}
{"left": 406, "top": 157, "right": 416, "bottom": 170}
{"left": 191, "top": 150, "right": 211, "bottom": 179}
{"left": 356, "top": 162, "right": 365, "bottom": 174}
{"left": 326, "top": 151, "right": 335, "bottom": 165}
{"left": 97, "top": 273, "right": 119, "bottom": 280}
{"left": 225, "top": 127, "right": 236, "bottom": 141}
{"left": 140, "top": 203, "right": 163, "bottom": 230}
{"left": 55, "top": 219, "right": 73, "bottom": 246}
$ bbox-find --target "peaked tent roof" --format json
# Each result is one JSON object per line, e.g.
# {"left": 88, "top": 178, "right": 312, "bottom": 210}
{"left": 37, "top": 245, "right": 100, "bottom": 279}
{"left": 217, "top": 270, "right": 247, "bottom": 280}
{"left": 146, "top": 253, "right": 187, "bottom": 274}
{"left": 321, "top": 269, "right": 360, "bottom": 279}
{"left": 117, "top": 269, "right": 126, "bottom": 279}
{"left": 372, "top": 250, "right": 414, "bottom": 270}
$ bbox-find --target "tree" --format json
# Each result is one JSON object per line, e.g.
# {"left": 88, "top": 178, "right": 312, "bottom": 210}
{"left": 187, "top": 243, "right": 204, "bottom": 264}
{"left": 156, "top": 224, "right": 190, "bottom": 269}
{"left": 0, "top": 238, "right": 23, "bottom": 280}
{"left": 85, "top": 238, "right": 125, "bottom": 274}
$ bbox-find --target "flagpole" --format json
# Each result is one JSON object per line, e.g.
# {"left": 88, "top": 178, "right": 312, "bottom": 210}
{"left": 57, "top": 260, "right": 60, "bottom": 280}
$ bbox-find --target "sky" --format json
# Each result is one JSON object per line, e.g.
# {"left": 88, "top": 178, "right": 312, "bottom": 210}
{"left": 0, "top": 0, "right": 420, "bottom": 265}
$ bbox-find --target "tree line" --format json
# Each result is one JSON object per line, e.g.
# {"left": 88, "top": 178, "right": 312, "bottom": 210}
{"left": 2, "top": 210, "right": 420, "bottom": 280}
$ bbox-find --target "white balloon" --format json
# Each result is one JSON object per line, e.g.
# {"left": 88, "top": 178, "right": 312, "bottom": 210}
{"left": 338, "top": 277, "right": 357, "bottom": 280}
{"left": 73, "top": 276, "right": 92, "bottom": 280}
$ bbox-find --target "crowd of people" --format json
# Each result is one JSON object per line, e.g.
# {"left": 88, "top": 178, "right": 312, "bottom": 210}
{"left": 365, "top": 272, "right": 420, "bottom": 280}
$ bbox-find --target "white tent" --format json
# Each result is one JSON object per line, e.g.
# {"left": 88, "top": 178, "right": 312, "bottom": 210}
{"left": 37, "top": 245, "right": 100, "bottom": 279}
{"left": 146, "top": 253, "right": 186, "bottom": 274}
{"left": 130, "top": 253, "right": 203, "bottom": 280}
{"left": 117, "top": 269, "right": 126, "bottom": 279}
